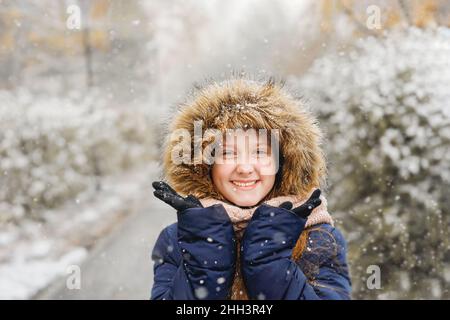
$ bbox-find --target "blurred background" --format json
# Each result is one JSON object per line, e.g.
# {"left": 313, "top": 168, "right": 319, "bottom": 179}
{"left": 0, "top": 0, "right": 449, "bottom": 300}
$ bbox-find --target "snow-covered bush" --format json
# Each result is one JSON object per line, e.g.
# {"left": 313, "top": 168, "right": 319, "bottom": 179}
{"left": 295, "top": 27, "right": 450, "bottom": 299}
{"left": 0, "top": 89, "right": 157, "bottom": 222}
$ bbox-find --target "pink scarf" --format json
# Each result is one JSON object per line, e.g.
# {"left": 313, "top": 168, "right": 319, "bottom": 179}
{"left": 200, "top": 192, "right": 334, "bottom": 239}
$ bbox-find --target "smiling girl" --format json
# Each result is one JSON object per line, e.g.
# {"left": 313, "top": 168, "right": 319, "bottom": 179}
{"left": 150, "top": 78, "right": 352, "bottom": 300}
{"left": 211, "top": 129, "right": 278, "bottom": 208}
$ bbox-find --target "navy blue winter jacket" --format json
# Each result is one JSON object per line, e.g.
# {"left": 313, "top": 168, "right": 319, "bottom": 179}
{"left": 150, "top": 203, "right": 352, "bottom": 300}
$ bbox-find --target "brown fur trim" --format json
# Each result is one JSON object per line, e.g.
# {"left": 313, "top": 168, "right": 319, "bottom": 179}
{"left": 162, "top": 78, "right": 327, "bottom": 201}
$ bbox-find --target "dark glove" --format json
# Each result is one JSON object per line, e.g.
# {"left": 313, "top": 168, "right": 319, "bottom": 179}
{"left": 278, "top": 189, "right": 322, "bottom": 219}
{"left": 152, "top": 181, "right": 203, "bottom": 212}
{"left": 241, "top": 189, "right": 323, "bottom": 267}
{"left": 240, "top": 189, "right": 323, "bottom": 299}
{"left": 152, "top": 181, "right": 236, "bottom": 300}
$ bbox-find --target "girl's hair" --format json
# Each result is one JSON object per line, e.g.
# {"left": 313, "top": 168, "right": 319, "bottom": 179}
{"left": 293, "top": 227, "right": 348, "bottom": 296}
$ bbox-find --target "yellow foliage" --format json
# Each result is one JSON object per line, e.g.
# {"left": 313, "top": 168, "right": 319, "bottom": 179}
{"left": 413, "top": 0, "right": 438, "bottom": 27}
{"left": 89, "top": 30, "right": 110, "bottom": 51}
{"left": 26, "top": 29, "right": 109, "bottom": 54}
{"left": 319, "top": 0, "right": 448, "bottom": 32}
{"left": 0, "top": 33, "right": 15, "bottom": 52}
{"left": 91, "top": 0, "right": 111, "bottom": 19}
{"left": 385, "top": 10, "right": 402, "bottom": 27}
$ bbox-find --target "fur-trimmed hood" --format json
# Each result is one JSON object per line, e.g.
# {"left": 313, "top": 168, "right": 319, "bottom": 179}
{"left": 162, "top": 78, "right": 327, "bottom": 203}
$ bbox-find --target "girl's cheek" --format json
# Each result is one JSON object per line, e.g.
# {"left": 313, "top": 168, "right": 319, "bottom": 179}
{"left": 258, "top": 157, "right": 277, "bottom": 176}
{"left": 212, "top": 163, "right": 234, "bottom": 181}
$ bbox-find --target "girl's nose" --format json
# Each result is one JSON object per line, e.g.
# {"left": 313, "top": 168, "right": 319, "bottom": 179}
{"left": 236, "top": 163, "right": 254, "bottom": 175}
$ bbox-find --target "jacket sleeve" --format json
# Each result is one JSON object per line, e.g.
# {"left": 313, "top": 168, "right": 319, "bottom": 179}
{"left": 241, "top": 204, "right": 352, "bottom": 300}
{"left": 150, "top": 204, "right": 237, "bottom": 300}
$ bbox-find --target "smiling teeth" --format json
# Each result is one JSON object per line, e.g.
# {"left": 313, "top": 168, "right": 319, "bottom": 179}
{"left": 232, "top": 181, "right": 256, "bottom": 187}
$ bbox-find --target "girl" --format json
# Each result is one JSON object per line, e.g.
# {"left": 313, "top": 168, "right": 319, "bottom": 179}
{"left": 150, "top": 78, "right": 352, "bottom": 300}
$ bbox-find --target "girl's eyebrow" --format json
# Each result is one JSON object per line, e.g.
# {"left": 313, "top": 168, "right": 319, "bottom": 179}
{"left": 223, "top": 140, "right": 269, "bottom": 146}
{"left": 223, "top": 135, "right": 269, "bottom": 147}
{"left": 222, "top": 145, "right": 270, "bottom": 153}
{"left": 223, "top": 143, "right": 267, "bottom": 147}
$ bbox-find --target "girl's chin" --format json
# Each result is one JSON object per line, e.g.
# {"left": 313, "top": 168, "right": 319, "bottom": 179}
{"left": 226, "top": 195, "right": 261, "bottom": 207}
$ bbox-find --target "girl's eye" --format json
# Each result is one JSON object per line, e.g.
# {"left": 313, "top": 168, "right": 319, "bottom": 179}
{"left": 255, "top": 149, "right": 268, "bottom": 156}
{"left": 222, "top": 150, "right": 235, "bottom": 157}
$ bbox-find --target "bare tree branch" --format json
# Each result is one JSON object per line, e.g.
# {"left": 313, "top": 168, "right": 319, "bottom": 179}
{"left": 397, "top": 0, "right": 412, "bottom": 25}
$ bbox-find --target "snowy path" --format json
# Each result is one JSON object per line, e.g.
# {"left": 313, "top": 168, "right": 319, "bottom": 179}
{"left": 35, "top": 193, "right": 175, "bottom": 299}
{"left": 0, "top": 160, "right": 179, "bottom": 300}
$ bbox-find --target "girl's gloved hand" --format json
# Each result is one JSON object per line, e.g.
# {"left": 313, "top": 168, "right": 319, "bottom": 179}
{"left": 278, "top": 189, "right": 322, "bottom": 218}
{"left": 152, "top": 180, "right": 236, "bottom": 300}
{"left": 240, "top": 189, "right": 323, "bottom": 299}
{"left": 152, "top": 181, "right": 203, "bottom": 212}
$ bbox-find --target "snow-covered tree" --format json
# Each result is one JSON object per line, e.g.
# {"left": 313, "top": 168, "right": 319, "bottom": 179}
{"left": 0, "top": 89, "right": 156, "bottom": 223}
{"left": 295, "top": 27, "right": 450, "bottom": 299}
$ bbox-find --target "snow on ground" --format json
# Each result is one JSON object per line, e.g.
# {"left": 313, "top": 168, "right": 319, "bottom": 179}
{"left": 0, "top": 161, "right": 160, "bottom": 299}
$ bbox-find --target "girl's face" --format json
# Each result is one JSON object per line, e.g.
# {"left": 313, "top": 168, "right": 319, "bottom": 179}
{"left": 211, "top": 130, "right": 277, "bottom": 207}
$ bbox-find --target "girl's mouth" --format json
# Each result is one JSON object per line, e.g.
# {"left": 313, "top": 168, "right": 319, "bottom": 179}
{"left": 231, "top": 180, "right": 259, "bottom": 190}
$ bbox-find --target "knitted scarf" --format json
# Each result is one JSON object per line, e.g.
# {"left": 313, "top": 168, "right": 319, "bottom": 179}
{"left": 199, "top": 192, "right": 334, "bottom": 300}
